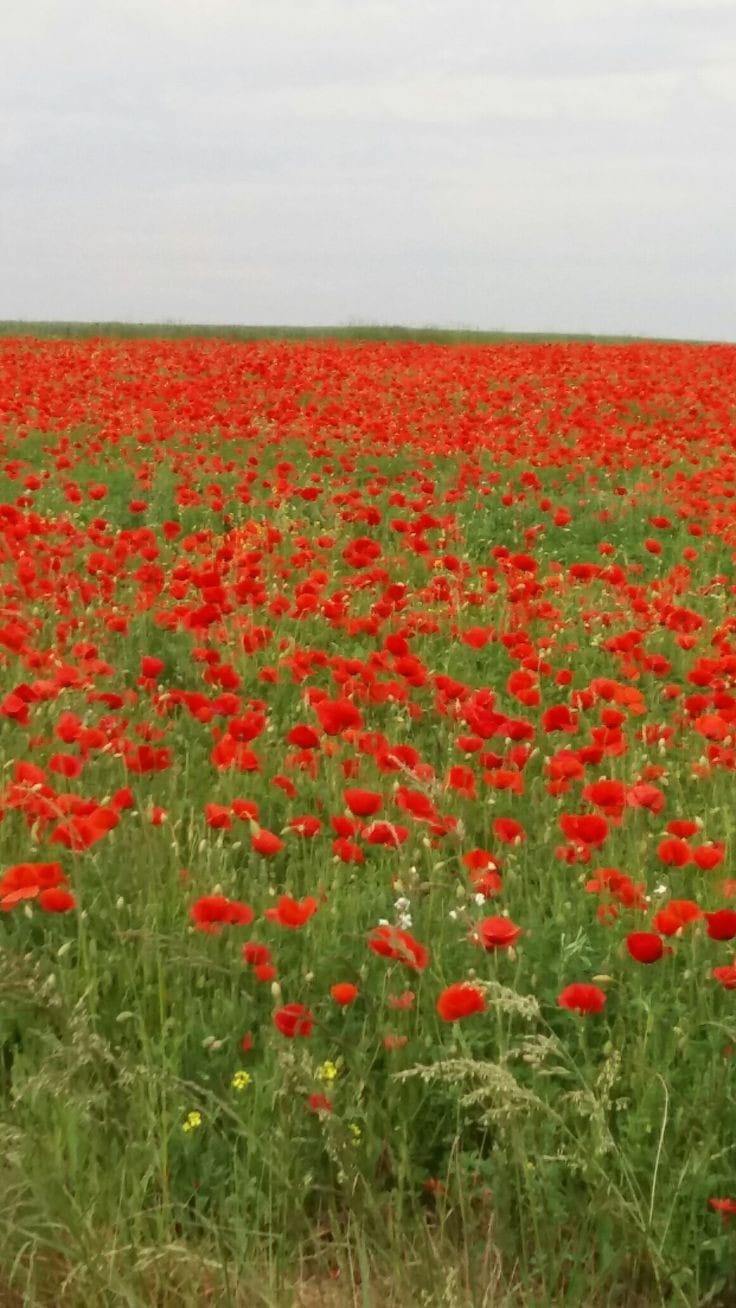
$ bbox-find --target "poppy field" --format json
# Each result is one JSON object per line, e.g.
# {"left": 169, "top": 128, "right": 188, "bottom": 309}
{"left": 2, "top": 333, "right": 736, "bottom": 1306}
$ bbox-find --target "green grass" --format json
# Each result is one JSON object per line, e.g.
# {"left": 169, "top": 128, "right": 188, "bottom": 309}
{"left": 0, "top": 319, "right": 712, "bottom": 345}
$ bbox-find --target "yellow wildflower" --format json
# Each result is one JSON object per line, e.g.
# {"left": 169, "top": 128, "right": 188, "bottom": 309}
{"left": 317, "top": 1060, "right": 338, "bottom": 1083}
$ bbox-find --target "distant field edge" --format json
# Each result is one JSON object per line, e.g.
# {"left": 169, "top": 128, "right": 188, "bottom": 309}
{"left": 0, "top": 320, "right": 724, "bottom": 346}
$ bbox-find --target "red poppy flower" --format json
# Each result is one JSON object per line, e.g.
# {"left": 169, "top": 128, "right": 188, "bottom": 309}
{"left": 652, "top": 899, "right": 702, "bottom": 936}
{"left": 190, "top": 895, "right": 254, "bottom": 933}
{"left": 13, "top": 760, "right": 46, "bottom": 786}
{"left": 255, "top": 962, "right": 278, "bottom": 982}
{"left": 462, "top": 848, "right": 500, "bottom": 872}
{"left": 468, "top": 866, "right": 504, "bottom": 897}
{"left": 38, "top": 887, "right": 77, "bottom": 913}
{"left": 474, "top": 916, "right": 522, "bottom": 950}
{"left": 332, "top": 815, "right": 361, "bottom": 838}
{"left": 383, "top": 1033, "right": 409, "bottom": 1050}
{"left": 332, "top": 837, "right": 365, "bottom": 864}
{"left": 394, "top": 785, "right": 437, "bottom": 822}
{"left": 559, "top": 813, "right": 609, "bottom": 847}
{"left": 48, "top": 753, "right": 83, "bottom": 779}
{"left": 363, "top": 820, "right": 409, "bottom": 846}
{"left": 204, "top": 803, "right": 232, "bottom": 830}
{"left": 484, "top": 768, "right": 524, "bottom": 795}
{"left": 242, "top": 941, "right": 272, "bottom": 966}
{"left": 265, "top": 894, "right": 318, "bottom": 928}
{"left": 693, "top": 843, "right": 726, "bottom": 871}
{"left": 625, "top": 932, "right": 665, "bottom": 964}
{"left": 0, "top": 861, "right": 67, "bottom": 903}
{"left": 667, "top": 819, "right": 699, "bottom": 838}
{"left": 230, "top": 799, "right": 260, "bottom": 822}
{"left": 705, "top": 910, "right": 736, "bottom": 941}
{"left": 387, "top": 989, "right": 415, "bottom": 1010}
{"left": 141, "top": 655, "right": 165, "bottom": 679}
{"left": 541, "top": 705, "right": 578, "bottom": 733}
{"left": 436, "top": 982, "right": 486, "bottom": 1022}
{"left": 288, "top": 814, "right": 322, "bottom": 838}
{"left": 558, "top": 983, "right": 607, "bottom": 1015}
{"left": 582, "top": 780, "right": 626, "bottom": 817}
{"left": 308, "top": 1093, "right": 334, "bottom": 1113}
{"left": 656, "top": 838, "right": 691, "bottom": 867}
{"left": 124, "top": 745, "right": 172, "bottom": 774}
{"left": 709, "top": 1197, "right": 736, "bottom": 1222}
{"left": 627, "top": 783, "right": 666, "bottom": 814}
{"left": 367, "top": 925, "right": 430, "bottom": 971}
{"left": 251, "top": 828, "right": 284, "bottom": 856}
{"left": 50, "top": 807, "right": 119, "bottom": 852}
{"left": 330, "top": 982, "right": 359, "bottom": 1006}
{"left": 493, "top": 817, "right": 526, "bottom": 844}
{"left": 713, "top": 964, "right": 736, "bottom": 990}
{"left": 287, "top": 724, "right": 321, "bottom": 749}
{"left": 344, "top": 787, "right": 382, "bottom": 817}
{"left": 273, "top": 1003, "right": 314, "bottom": 1038}
{"left": 315, "top": 698, "right": 362, "bottom": 735}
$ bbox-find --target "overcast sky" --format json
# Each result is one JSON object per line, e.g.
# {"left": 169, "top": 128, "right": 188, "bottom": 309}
{"left": 2, "top": 0, "right": 735, "bottom": 338}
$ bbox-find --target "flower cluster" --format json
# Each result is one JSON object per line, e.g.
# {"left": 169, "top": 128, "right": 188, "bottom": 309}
{"left": 1, "top": 334, "right": 736, "bottom": 1257}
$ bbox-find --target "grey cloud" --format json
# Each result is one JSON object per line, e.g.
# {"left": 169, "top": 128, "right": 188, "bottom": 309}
{"left": 1, "top": 0, "right": 734, "bottom": 337}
